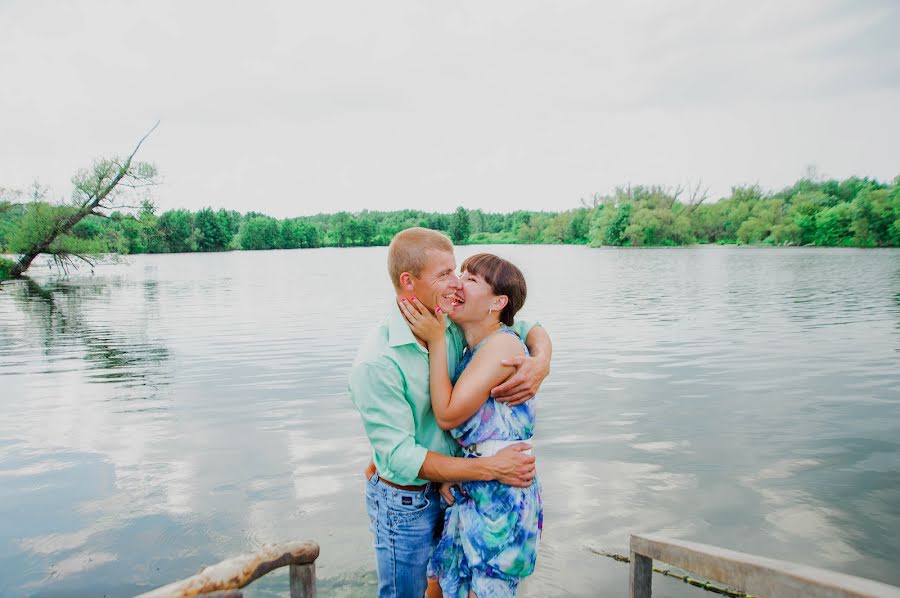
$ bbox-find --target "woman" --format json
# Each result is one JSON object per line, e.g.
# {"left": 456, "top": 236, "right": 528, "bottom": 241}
{"left": 399, "top": 253, "right": 542, "bottom": 598}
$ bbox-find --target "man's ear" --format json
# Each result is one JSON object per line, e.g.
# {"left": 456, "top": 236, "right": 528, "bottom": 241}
{"left": 399, "top": 272, "right": 415, "bottom": 291}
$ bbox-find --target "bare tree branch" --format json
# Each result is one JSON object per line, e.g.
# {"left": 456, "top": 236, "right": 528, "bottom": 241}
{"left": 579, "top": 192, "right": 604, "bottom": 209}
{"left": 684, "top": 179, "right": 710, "bottom": 214}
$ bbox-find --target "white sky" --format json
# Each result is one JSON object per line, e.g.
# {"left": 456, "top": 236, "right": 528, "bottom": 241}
{"left": 1, "top": 0, "right": 898, "bottom": 218}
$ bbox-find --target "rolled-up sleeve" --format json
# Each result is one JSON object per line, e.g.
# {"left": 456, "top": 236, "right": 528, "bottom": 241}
{"left": 511, "top": 319, "right": 539, "bottom": 341}
{"left": 349, "top": 359, "right": 428, "bottom": 485}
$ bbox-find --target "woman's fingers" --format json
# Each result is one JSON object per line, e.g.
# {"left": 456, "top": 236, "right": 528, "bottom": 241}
{"left": 411, "top": 297, "right": 428, "bottom": 313}
{"left": 398, "top": 299, "right": 417, "bottom": 322}
{"left": 399, "top": 297, "right": 446, "bottom": 342}
{"left": 440, "top": 485, "right": 456, "bottom": 506}
{"left": 409, "top": 296, "right": 435, "bottom": 319}
{"left": 400, "top": 298, "right": 424, "bottom": 321}
{"left": 399, "top": 297, "right": 423, "bottom": 319}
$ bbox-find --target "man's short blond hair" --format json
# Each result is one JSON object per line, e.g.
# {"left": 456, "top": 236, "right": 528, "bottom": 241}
{"left": 388, "top": 227, "right": 454, "bottom": 290}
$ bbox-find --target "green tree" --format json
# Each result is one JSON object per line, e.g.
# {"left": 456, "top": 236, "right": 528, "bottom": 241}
{"left": 813, "top": 203, "right": 853, "bottom": 246}
{"left": 449, "top": 207, "right": 471, "bottom": 244}
{"left": 691, "top": 202, "right": 728, "bottom": 243}
{"left": 543, "top": 212, "right": 572, "bottom": 243}
{"left": 736, "top": 200, "right": 783, "bottom": 244}
{"left": 280, "top": 218, "right": 321, "bottom": 249}
{"left": 565, "top": 209, "right": 590, "bottom": 243}
{"left": 851, "top": 189, "right": 895, "bottom": 247}
{"left": 515, "top": 220, "right": 541, "bottom": 243}
{"left": 194, "top": 207, "right": 231, "bottom": 251}
{"left": 624, "top": 206, "right": 693, "bottom": 246}
{"left": 240, "top": 215, "right": 280, "bottom": 250}
{"left": 280, "top": 218, "right": 303, "bottom": 249}
{"left": 469, "top": 209, "right": 485, "bottom": 235}
{"left": 421, "top": 213, "right": 451, "bottom": 232}
{"left": 303, "top": 222, "right": 322, "bottom": 248}
{"left": 7, "top": 123, "right": 158, "bottom": 277}
{"left": 71, "top": 214, "right": 108, "bottom": 242}
{"left": 158, "top": 209, "right": 196, "bottom": 253}
{"left": 117, "top": 217, "right": 149, "bottom": 253}
{"left": 604, "top": 203, "right": 632, "bottom": 246}
{"left": 330, "top": 212, "right": 352, "bottom": 247}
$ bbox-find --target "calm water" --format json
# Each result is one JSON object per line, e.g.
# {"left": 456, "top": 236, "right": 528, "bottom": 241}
{"left": 0, "top": 245, "right": 898, "bottom": 597}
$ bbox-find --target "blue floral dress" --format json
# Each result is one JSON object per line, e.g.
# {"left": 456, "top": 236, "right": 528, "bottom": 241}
{"left": 430, "top": 328, "right": 542, "bottom": 597}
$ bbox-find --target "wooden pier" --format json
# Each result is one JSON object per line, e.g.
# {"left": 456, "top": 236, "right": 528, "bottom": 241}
{"left": 629, "top": 533, "right": 900, "bottom": 598}
{"left": 135, "top": 533, "right": 900, "bottom": 597}
{"left": 134, "top": 541, "right": 319, "bottom": 598}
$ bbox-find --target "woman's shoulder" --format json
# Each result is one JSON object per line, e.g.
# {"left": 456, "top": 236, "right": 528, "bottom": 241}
{"left": 478, "top": 329, "right": 526, "bottom": 358}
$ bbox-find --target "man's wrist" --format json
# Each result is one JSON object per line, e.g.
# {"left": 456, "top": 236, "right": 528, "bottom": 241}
{"left": 475, "top": 457, "right": 495, "bottom": 482}
{"left": 537, "top": 352, "right": 551, "bottom": 378}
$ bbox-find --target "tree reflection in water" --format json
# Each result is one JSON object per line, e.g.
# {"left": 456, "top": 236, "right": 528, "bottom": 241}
{"left": 7, "top": 276, "right": 171, "bottom": 407}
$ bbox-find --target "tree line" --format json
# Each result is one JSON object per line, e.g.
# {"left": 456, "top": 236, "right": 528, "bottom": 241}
{"left": 587, "top": 176, "right": 899, "bottom": 248}
{"left": 2, "top": 175, "right": 898, "bottom": 277}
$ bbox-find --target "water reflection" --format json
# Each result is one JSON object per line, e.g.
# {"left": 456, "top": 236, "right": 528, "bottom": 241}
{"left": 0, "top": 246, "right": 898, "bottom": 597}
{"left": 0, "top": 276, "right": 187, "bottom": 593}
{"left": 3, "top": 277, "right": 170, "bottom": 392}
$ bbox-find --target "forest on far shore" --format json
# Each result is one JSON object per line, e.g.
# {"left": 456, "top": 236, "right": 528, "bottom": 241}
{"left": 1, "top": 175, "right": 898, "bottom": 268}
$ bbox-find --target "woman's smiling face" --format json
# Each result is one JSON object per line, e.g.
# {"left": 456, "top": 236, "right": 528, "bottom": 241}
{"left": 449, "top": 269, "right": 501, "bottom": 323}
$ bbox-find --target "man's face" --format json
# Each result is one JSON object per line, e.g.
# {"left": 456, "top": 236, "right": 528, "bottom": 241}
{"left": 410, "top": 250, "right": 464, "bottom": 315}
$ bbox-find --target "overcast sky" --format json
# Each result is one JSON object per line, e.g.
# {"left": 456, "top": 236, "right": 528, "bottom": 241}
{"left": 1, "top": 0, "right": 898, "bottom": 218}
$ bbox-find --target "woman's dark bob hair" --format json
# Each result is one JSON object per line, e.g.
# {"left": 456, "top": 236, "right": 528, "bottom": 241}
{"left": 460, "top": 253, "right": 527, "bottom": 326}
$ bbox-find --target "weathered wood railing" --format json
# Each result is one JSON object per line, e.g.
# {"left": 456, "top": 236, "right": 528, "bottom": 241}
{"left": 135, "top": 541, "right": 319, "bottom": 598}
{"left": 629, "top": 533, "right": 900, "bottom": 598}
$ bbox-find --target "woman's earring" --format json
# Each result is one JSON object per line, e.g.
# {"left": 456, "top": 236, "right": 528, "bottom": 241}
{"left": 488, "top": 306, "right": 493, "bottom": 314}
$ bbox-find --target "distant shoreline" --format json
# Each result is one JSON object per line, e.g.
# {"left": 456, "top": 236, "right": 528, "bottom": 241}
{"left": 1, "top": 175, "right": 897, "bottom": 279}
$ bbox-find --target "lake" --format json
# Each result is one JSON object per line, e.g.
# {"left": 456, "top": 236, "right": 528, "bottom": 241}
{"left": 1, "top": 245, "right": 898, "bottom": 597}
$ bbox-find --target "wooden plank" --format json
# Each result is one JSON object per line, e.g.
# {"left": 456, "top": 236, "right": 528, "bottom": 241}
{"left": 290, "top": 562, "right": 317, "bottom": 598}
{"left": 629, "top": 551, "right": 652, "bottom": 598}
{"left": 631, "top": 534, "right": 900, "bottom": 598}
{"left": 136, "top": 541, "right": 319, "bottom": 598}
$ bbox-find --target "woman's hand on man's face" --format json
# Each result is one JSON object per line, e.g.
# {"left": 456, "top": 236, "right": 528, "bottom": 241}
{"left": 398, "top": 296, "right": 446, "bottom": 345}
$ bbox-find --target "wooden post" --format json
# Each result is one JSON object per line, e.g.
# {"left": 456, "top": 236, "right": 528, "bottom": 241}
{"left": 629, "top": 551, "right": 652, "bottom": 598}
{"left": 136, "top": 541, "right": 319, "bottom": 598}
{"left": 290, "top": 562, "right": 316, "bottom": 598}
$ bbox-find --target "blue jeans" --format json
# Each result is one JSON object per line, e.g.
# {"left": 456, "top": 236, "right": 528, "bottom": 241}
{"left": 365, "top": 473, "right": 443, "bottom": 598}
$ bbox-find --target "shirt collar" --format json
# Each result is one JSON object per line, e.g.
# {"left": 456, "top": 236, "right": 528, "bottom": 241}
{"left": 387, "top": 300, "right": 452, "bottom": 350}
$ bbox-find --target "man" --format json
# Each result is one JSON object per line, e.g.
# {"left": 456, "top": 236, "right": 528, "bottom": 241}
{"left": 349, "top": 227, "right": 552, "bottom": 597}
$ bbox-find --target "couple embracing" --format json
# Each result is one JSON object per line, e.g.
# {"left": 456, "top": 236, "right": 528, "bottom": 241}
{"left": 349, "top": 227, "right": 552, "bottom": 597}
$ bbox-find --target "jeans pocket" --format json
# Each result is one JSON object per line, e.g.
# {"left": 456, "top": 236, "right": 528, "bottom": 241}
{"left": 388, "top": 490, "right": 432, "bottom": 526}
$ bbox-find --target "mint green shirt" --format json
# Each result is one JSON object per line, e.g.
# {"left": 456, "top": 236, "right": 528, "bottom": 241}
{"left": 349, "top": 303, "right": 535, "bottom": 486}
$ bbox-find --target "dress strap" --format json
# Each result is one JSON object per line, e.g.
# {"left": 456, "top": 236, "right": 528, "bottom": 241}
{"left": 469, "top": 326, "right": 524, "bottom": 355}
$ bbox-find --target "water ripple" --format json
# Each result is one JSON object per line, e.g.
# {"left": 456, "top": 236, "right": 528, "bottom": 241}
{"left": 0, "top": 246, "right": 898, "bottom": 596}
